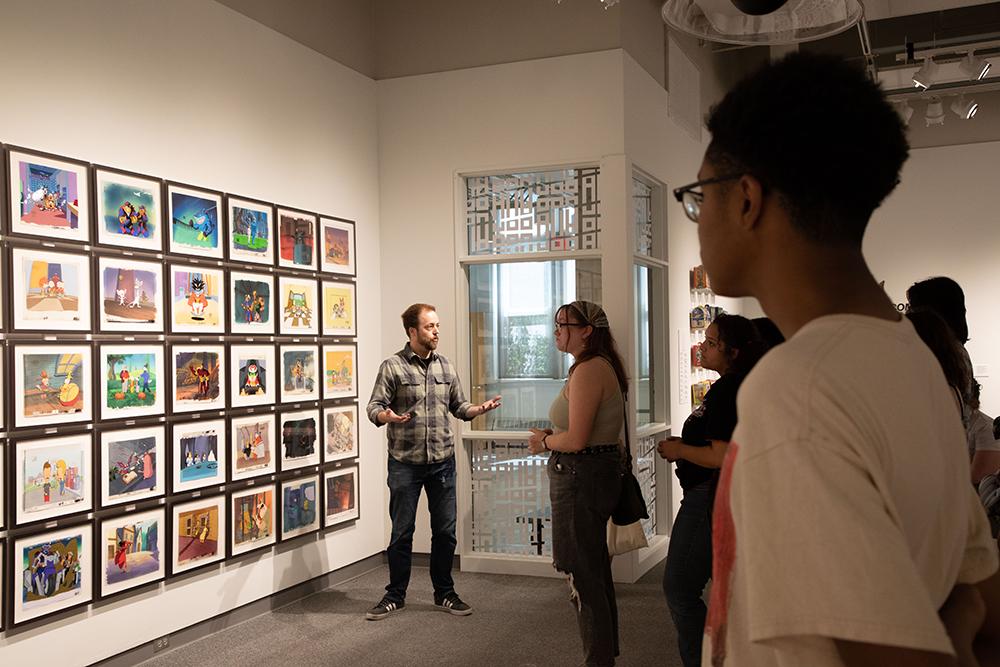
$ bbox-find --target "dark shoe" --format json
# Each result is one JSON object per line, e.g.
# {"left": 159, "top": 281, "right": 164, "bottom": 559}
{"left": 365, "top": 597, "right": 404, "bottom": 620}
{"left": 434, "top": 592, "right": 472, "bottom": 616}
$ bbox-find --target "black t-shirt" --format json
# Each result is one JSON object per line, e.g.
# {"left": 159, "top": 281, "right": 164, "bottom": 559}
{"left": 676, "top": 372, "right": 744, "bottom": 490}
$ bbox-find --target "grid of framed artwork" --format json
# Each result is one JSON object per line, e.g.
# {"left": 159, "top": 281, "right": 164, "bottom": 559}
{"left": 0, "top": 144, "right": 362, "bottom": 630}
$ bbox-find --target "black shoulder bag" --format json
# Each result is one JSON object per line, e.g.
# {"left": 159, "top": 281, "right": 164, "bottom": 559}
{"left": 612, "top": 398, "right": 649, "bottom": 526}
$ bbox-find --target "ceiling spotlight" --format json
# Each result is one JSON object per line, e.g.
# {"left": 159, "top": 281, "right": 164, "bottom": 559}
{"left": 895, "top": 100, "right": 914, "bottom": 126}
{"left": 913, "top": 58, "right": 939, "bottom": 90}
{"left": 950, "top": 95, "right": 979, "bottom": 120}
{"left": 958, "top": 52, "right": 991, "bottom": 81}
{"left": 925, "top": 97, "right": 945, "bottom": 126}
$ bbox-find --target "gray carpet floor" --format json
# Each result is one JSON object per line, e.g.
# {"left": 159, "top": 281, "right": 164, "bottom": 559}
{"left": 140, "top": 558, "right": 682, "bottom": 666}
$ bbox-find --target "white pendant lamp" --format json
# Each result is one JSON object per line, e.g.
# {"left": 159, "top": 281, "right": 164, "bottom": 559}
{"left": 661, "top": 0, "right": 864, "bottom": 46}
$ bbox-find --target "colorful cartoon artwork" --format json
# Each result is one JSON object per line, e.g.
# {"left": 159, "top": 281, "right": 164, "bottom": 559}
{"left": 98, "top": 172, "right": 157, "bottom": 243}
{"left": 173, "top": 350, "right": 221, "bottom": 405}
{"left": 170, "top": 188, "right": 219, "bottom": 253}
{"left": 104, "top": 351, "right": 159, "bottom": 414}
{"left": 12, "top": 248, "right": 91, "bottom": 330}
{"left": 19, "top": 351, "right": 87, "bottom": 421}
{"left": 320, "top": 218, "right": 355, "bottom": 275}
{"left": 325, "top": 406, "right": 357, "bottom": 461}
{"left": 323, "top": 346, "right": 356, "bottom": 399}
{"left": 171, "top": 268, "right": 222, "bottom": 330}
{"left": 106, "top": 434, "right": 158, "bottom": 500}
{"left": 234, "top": 278, "right": 271, "bottom": 326}
{"left": 323, "top": 282, "right": 356, "bottom": 335}
{"left": 283, "top": 290, "right": 312, "bottom": 328}
{"left": 324, "top": 468, "right": 358, "bottom": 527}
{"left": 101, "top": 263, "right": 159, "bottom": 326}
{"left": 20, "top": 533, "right": 85, "bottom": 609}
{"left": 324, "top": 226, "right": 350, "bottom": 267}
{"left": 21, "top": 440, "right": 87, "bottom": 518}
{"left": 15, "top": 159, "right": 80, "bottom": 231}
{"left": 238, "top": 357, "right": 266, "bottom": 396}
{"left": 281, "top": 348, "right": 318, "bottom": 400}
{"left": 102, "top": 511, "right": 163, "bottom": 593}
{"left": 176, "top": 503, "right": 220, "bottom": 568}
{"left": 234, "top": 418, "right": 272, "bottom": 474}
{"left": 278, "top": 210, "right": 315, "bottom": 269}
{"left": 231, "top": 205, "right": 269, "bottom": 256}
{"left": 178, "top": 429, "right": 219, "bottom": 483}
{"left": 233, "top": 489, "right": 274, "bottom": 549}
{"left": 282, "top": 477, "right": 318, "bottom": 537}
{"left": 282, "top": 415, "right": 317, "bottom": 461}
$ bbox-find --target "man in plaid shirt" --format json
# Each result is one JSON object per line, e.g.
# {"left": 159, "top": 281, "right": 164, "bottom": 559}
{"left": 365, "top": 303, "right": 501, "bottom": 620}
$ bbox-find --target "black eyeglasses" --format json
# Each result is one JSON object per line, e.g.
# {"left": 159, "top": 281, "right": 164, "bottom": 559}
{"left": 673, "top": 174, "right": 743, "bottom": 223}
{"left": 554, "top": 321, "right": 588, "bottom": 332}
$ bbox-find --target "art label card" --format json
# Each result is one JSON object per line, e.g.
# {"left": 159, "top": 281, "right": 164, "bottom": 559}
{"left": 230, "top": 271, "right": 274, "bottom": 335}
{"left": 322, "top": 280, "right": 356, "bottom": 337}
{"left": 95, "top": 168, "right": 162, "bottom": 251}
{"left": 322, "top": 344, "right": 357, "bottom": 400}
{"left": 99, "top": 345, "right": 165, "bottom": 420}
{"left": 231, "top": 485, "right": 277, "bottom": 556}
{"left": 168, "top": 184, "right": 223, "bottom": 259}
{"left": 171, "top": 345, "right": 226, "bottom": 413}
{"left": 99, "top": 508, "right": 165, "bottom": 598}
{"left": 14, "top": 345, "right": 92, "bottom": 428}
{"left": 170, "top": 265, "right": 225, "bottom": 334}
{"left": 97, "top": 256, "right": 164, "bottom": 332}
{"left": 279, "top": 276, "right": 318, "bottom": 335}
{"left": 14, "top": 434, "right": 93, "bottom": 526}
{"left": 324, "top": 466, "right": 359, "bottom": 528}
{"left": 172, "top": 419, "right": 226, "bottom": 493}
{"left": 324, "top": 404, "right": 358, "bottom": 463}
{"left": 280, "top": 475, "right": 320, "bottom": 541}
{"left": 277, "top": 208, "right": 316, "bottom": 271}
{"left": 12, "top": 247, "right": 91, "bottom": 331}
{"left": 13, "top": 523, "right": 93, "bottom": 625}
{"left": 228, "top": 197, "right": 274, "bottom": 265}
{"left": 99, "top": 426, "right": 165, "bottom": 508}
{"left": 171, "top": 495, "right": 226, "bottom": 575}
{"left": 279, "top": 345, "right": 320, "bottom": 403}
{"left": 8, "top": 149, "right": 90, "bottom": 243}
{"left": 231, "top": 414, "right": 277, "bottom": 481}
{"left": 279, "top": 409, "right": 320, "bottom": 471}
{"left": 320, "top": 217, "right": 355, "bottom": 276}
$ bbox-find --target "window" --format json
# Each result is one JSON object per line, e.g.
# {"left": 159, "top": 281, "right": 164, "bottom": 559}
{"left": 468, "top": 259, "right": 602, "bottom": 431}
{"left": 634, "top": 263, "right": 654, "bottom": 426}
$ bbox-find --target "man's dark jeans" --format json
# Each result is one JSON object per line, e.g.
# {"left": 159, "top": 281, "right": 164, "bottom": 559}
{"left": 663, "top": 479, "right": 715, "bottom": 667}
{"left": 385, "top": 455, "right": 457, "bottom": 603}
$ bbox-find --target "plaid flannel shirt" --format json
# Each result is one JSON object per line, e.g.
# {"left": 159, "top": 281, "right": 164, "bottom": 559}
{"left": 366, "top": 343, "right": 475, "bottom": 465}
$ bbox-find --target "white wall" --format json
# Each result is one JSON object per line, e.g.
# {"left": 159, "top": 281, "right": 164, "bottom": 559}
{"left": 866, "top": 140, "right": 1000, "bottom": 416}
{"left": 0, "top": 1, "right": 382, "bottom": 663}
{"left": 376, "top": 50, "right": 626, "bottom": 550}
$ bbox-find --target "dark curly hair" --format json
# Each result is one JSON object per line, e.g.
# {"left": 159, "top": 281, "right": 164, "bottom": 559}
{"left": 557, "top": 303, "right": 629, "bottom": 396}
{"left": 713, "top": 314, "right": 767, "bottom": 377}
{"left": 906, "top": 277, "right": 969, "bottom": 344}
{"left": 906, "top": 307, "right": 970, "bottom": 395}
{"left": 705, "top": 52, "right": 909, "bottom": 245}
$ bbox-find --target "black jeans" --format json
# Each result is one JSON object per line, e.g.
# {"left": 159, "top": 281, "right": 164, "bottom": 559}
{"left": 548, "top": 450, "right": 624, "bottom": 667}
{"left": 385, "top": 455, "right": 457, "bottom": 603}
{"left": 663, "top": 479, "right": 715, "bottom": 667}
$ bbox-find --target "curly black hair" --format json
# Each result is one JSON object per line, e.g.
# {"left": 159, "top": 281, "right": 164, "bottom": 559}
{"left": 705, "top": 52, "right": 909, "bottom": 245}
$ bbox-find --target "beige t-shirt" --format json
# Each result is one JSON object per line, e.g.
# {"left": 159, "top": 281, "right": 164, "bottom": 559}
{"left": 704, "top": 314, "right": 998, "bottom": 666}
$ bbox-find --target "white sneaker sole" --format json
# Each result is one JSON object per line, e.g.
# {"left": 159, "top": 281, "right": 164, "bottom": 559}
{"left": 366, "top": 606, "right": 404, "bottom": 621}
{"left": 434, "top": 604, "right": 472, "bottom": 616}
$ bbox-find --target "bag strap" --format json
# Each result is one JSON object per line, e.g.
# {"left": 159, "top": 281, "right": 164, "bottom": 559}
{"left": 621, "top": 392, "right": 633, "bottom": 467}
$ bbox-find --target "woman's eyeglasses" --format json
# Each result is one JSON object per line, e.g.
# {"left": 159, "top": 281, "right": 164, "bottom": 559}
{"left": 554, "top": 321, "right": 588, "bottom": 332}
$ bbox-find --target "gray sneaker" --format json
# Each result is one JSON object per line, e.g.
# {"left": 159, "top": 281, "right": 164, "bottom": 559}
{"left": 366, "top": 597, "right": 404, "bottom": 620}
{"left": 434, "top": 592, "right": 472, "bottom": 616}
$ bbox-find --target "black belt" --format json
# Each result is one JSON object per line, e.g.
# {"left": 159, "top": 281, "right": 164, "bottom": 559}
{"left": 567, "top": 444, "right": 620, "bottom": 455}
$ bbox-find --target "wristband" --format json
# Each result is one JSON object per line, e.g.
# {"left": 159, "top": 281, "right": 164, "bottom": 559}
{"left": 542, "top": 434, "right": 550, "bottom": 451}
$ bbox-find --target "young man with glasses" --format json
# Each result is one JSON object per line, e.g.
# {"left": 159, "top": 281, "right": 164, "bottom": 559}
{"left": 680, "top": 53, "right": 999, "bottom": 666}
{"left": 365, "top": 303, "right": 501, "bottom": 620}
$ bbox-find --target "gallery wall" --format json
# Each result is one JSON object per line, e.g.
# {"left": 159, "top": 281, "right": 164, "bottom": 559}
{"left": 0, "top": 0, "right": 382, "bottom": 663}
{"left": 866, "top": 139, "right": 1000, "bottom": 417}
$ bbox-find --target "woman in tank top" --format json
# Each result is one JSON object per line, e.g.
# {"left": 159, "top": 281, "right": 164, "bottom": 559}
{"left": 527, "top": 300, "right": 629, "bottom": 667}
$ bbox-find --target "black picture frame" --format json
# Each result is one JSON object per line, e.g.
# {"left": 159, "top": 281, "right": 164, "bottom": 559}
{"left": 7, "top": 242, "right": 94, "bottom": 335}
{"left": 4, "top": 145, "right": 93, "bottom": 246}
{"left": 227, "top": 481, "right": 278, "bottom": 559}
{"left": 318, "top": 216, "right": 357, "bottom": 278}
{"left": 96, "top": 423, "right": 167, "bottom": 510}
{"left": 275, "top": 206, "right": 318, "bottom": 273}
{"left": 276, "top": 470, "right": 321, "bottom": 543}
{"left": 224, "top": 194, "right": 276, "bottom": 268}
{"left": 8, "top": 430, "right": 96, "bottom": 531}
{"left": 166, "top": 491, "right": 227, "bottom": 578}
{"left": 169, "top": 417, "right": 229, "bottom": 495}
{"left": 91, "top": 164, "right": 166, "bottom": 255}
{"left": 94, "top": 252, "right": 166, "bottom": 334}
{"left": 95, "top": 505, "right": 167, "bottom": 600}
{"left": 321, "top": 462, "right": 360, "bottom": 530}
{"left": 164, "top": 180, "right": 225, "bottom": 261}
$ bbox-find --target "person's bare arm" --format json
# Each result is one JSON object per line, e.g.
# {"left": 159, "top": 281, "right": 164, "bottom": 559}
{"left": 834, "top": 641, "right": 957, "bottom": 666}
{"left": 543, "top": 360, "right": 605, "bottom": 453}
{"left": 658, "top": 437, "right": 728, "bottom": 468}
{"left": 970, "top": 450, "right": 1000, "bottom": 485}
